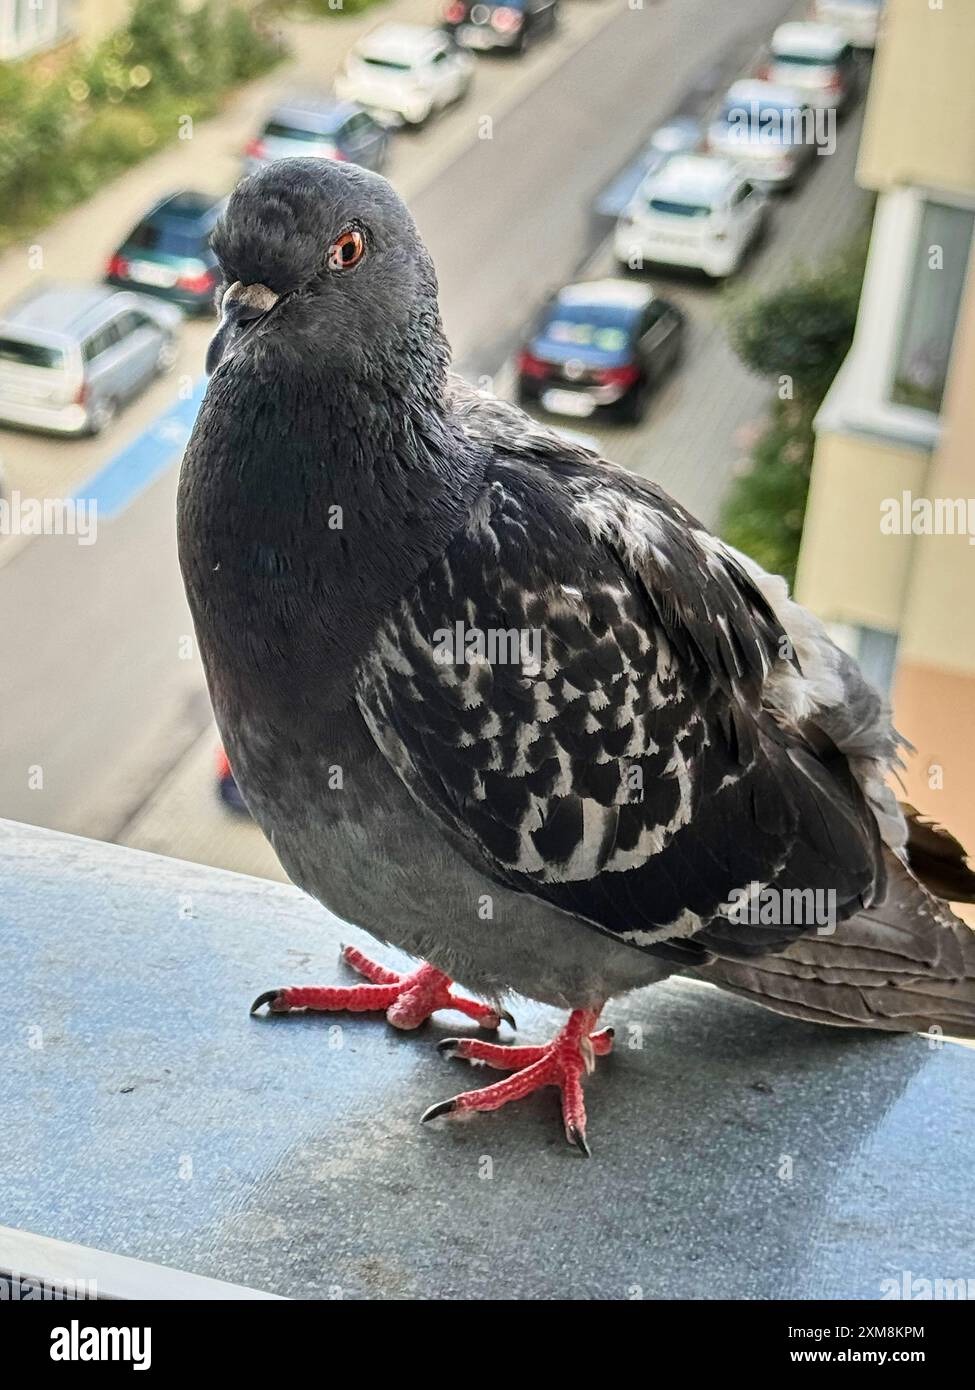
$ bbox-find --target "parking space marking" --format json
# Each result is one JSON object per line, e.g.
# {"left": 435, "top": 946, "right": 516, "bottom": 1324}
{"left": 72, "top": 377, "right": 206, "bottom": 520}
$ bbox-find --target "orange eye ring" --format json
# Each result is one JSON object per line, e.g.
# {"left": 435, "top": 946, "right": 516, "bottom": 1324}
{"left": 327, "top": 228, "right": 366, "bottom": 271}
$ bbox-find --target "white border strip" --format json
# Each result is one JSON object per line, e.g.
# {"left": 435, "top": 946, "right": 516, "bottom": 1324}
{"left": 0, "top": 1225, "right": 285, "bottom": 1301}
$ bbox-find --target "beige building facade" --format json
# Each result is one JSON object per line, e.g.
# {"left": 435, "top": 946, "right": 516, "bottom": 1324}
{"left": 797, "top": 0, "right": 975, "bottom": 853}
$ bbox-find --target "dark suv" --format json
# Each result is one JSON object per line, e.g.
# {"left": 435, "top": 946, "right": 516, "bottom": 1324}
{"left": 442, "top": 0, "right": 559, "bottom": 55}
{"left": 106, "top": 191, "right": 225, "bottom": 316}
{"left": 517, "top": 279, "right": 685, "bottom": 425}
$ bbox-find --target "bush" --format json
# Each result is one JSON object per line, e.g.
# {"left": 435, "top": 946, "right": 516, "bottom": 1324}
{"left": 719, "top": 237, "right": 868, "bottom": 585}
{"left": 0, "top": 0, "right": 283, "bottom": 244}
{"left": 720, "top": 402, "right": 817, "bottom": 587}
{"left": 724, "top": 248, "right": 864, "bottom": 403}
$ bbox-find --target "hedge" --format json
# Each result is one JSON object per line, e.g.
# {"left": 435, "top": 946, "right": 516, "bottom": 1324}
{"left": 0, "top": 0, "right": 285, "bottom": 244}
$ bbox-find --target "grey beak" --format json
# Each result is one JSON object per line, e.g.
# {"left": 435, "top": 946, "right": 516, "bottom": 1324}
{"left": 206, "top": 281, "right": 280, "bottom": 374}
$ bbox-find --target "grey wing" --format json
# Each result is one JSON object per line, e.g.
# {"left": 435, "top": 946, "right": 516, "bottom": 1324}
{"left": 355, "top": 412, "right": 887, "bottom": 966}
{"left": 453, "top": 377, "right": 910, "bottom": 850}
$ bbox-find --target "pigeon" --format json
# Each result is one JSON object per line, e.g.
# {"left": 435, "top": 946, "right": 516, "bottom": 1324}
{"left": 178, "top": 158, "right": 975, "bottom": 1154}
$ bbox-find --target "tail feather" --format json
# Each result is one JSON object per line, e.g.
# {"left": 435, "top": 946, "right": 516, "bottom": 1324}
{"left": 690, "top": 849, "right": 975, "bottom": 1038}
{"left": 901, "top": 802, "right": 975, "bottom": 903}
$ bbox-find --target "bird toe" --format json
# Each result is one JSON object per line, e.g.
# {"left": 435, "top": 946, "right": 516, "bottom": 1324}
{"left": 249, "top": 989, "right": 285, "bottom": 1016}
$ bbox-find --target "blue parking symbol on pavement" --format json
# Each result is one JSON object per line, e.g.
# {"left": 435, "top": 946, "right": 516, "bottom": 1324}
{"left": 72, "top": 377, "right": 207, "bottom": 522}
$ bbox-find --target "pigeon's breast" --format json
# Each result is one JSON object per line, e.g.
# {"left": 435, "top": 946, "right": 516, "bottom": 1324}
{"left": 220, "top": 700, "right": 669, "bottom": 1008}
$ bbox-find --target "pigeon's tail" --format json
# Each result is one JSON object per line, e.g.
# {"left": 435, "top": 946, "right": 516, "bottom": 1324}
{"left": 690, "top": 849, "right": 975, "bottom": 1039}
{"left": 901, "top": 802, "right": 975, "bottom": 903}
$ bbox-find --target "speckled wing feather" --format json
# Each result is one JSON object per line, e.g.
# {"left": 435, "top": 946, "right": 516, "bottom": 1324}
{"left": 356, "top": 386, "right": 885, "bottom": 965}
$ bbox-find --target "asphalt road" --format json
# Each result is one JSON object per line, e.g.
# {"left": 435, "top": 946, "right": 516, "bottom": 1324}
{"left": 2, "top": 0, "right": 824, "bottom": 848}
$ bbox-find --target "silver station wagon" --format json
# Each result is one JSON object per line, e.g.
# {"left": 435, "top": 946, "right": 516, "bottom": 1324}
{"left": 0, "top": 284, "right": 181, "bottom": 437}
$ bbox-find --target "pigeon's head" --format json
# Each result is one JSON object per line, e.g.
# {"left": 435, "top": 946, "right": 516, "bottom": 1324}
{"left": 206, "top": 157, "right": 446, "bottom": 388}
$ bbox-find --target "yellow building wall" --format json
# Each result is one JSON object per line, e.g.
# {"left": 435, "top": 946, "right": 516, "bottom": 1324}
{"left": 795, "top": 430, "right": 928, "bottom": 631}
{"left": 891, "top": 232, "right": 975, "bottom": 857}
{"left": 896, "top": 249, "right": 975, "bottom": 675}
{"left": 858, "top": 0, "right": 975, "bottom": 196}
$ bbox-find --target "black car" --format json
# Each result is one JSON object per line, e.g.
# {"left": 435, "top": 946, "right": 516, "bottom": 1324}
{"left": 105, "top": 191, "right": 226, "bottom": 316}
{"left": 442, "top": 0, "right": 558, "bottom": 55}
{"left": 516, "top": 279, "right": 685, "bottom": 425}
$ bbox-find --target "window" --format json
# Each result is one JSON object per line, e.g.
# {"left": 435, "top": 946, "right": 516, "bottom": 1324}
{"left": 0, "top": 336, "right": 66, "bottom": 370}
{"left": 128, "top": 219, "right": 204, "bottom": 260}
{"left": 263, "top": 121, "right": 334, "bottom": 143}
{"left": 828, "top": 624, "right": 899, "bottom": 697}
{"left": 344, "top": 113, "right": 374, "bottom": 142}
{"left": 855, "top": 627, "right": 899, "bottom": 697}
{"left": 362, "top": 57, "right": 412, "bottom": 71}
{"left": 114, "top": 312, "right": 151, "bottom": 339}
{"left": 83, "top": 323, "right": 121, "bottom": 362}
{"left": 648, "top": 199, "right": 711, "bottom": 218}
{"left": 890, "top": 201, "right": 974, "bottom": 414}
{"left": 0, "top": 0, "right": 66, "bottom": 61}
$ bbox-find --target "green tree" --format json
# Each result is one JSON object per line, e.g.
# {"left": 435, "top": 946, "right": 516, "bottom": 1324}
{"left": 720, "top": 238, "right": 867, "bottom": 586}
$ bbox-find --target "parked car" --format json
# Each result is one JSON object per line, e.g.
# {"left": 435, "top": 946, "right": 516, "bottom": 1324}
{"left": 812, "top": 0, "right": 883, "bottom": 50}
{"left": 592, "top": 115, "right": 703, "bottom": 228}
{"left": 442, "top": 0, "right": 558, "bottom": 55}
{"left": 105, "top": 190, "right": 226, "bottom": 316}
{"left": 216, "top": 746, "right": 249, "bottom": 815}
{"left": 614, "top": 155, "right": 768, "bottom": 280}
{"left": 516, "top": 279, "right": 684, "bottom": 425}
{"left": 0, "top": 285, "right": 180, "bottom": 437}
{"left": 243, "top": 96, "right": 389, "bottom": 177}
{"left": 708, "top": 80, "right": 816, "bottom": 189}
{"left": 335, "top": 23, "right": 473, "bottom": 127}
{"left": 765, "top": 22, "right": 857, "bottom": 110}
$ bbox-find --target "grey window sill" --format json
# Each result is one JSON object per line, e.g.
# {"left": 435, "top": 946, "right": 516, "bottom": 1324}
{"left": 2, "top": 817, "right": 972, "bottom": 1300}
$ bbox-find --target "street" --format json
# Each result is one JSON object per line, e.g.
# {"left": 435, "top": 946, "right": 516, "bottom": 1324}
{"left": 0, "top": 0, "right": 867, "bottom": 875}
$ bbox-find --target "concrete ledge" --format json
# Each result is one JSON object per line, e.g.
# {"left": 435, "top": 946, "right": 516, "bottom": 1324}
{"left": 2, "top": 818, "right": 973, "bottom": 1299}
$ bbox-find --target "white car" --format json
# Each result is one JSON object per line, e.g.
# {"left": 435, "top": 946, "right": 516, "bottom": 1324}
{"left": 335, "top": 24, "right": 473, "bottom": 127}
{"left": 708, "top": 80, "right": 816, "bottom": 189}
{"left": 614, "top": 155, "right": 768, "bottom": 280}
{"left": 812, "top": 0, "right": 883, "bottom": 50}
{"left": 767, "top": 22, "right": 857, "bottom": 110}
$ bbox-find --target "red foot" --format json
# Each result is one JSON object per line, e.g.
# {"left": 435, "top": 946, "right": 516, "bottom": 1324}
{"left": 250, "top": 946, "right": 514, "bottom": 1032}
{"left": 424, "top": 1009, "right": 612, "bottom": 1155}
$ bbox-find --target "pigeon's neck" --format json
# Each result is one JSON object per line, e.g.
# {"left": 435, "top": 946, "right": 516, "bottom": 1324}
{"left": 178, "top": 358, "right": 483, "bottom": 716}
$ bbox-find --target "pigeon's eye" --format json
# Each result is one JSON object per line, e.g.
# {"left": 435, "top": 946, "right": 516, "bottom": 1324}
{"left": 327, "top": 228, "right": 366, "bottom": 272}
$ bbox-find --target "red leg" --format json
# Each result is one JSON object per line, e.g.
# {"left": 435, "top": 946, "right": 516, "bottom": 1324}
{"left": 425, "top": 1009, "right": 612, "bottom": 1154}
{"left": 250, "top": 948, "right": 515, "bottom": 1032}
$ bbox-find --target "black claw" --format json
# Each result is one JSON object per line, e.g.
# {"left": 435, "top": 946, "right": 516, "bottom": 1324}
{"left": 436, "top": 1037, "right": 463, "bottom": 1056}
{"left": 250, "top": 990, "right": 283, "bottom": 1016}
{"left": 602, "top": 1027, "right": 615, "bottom": 1040}
{"left": 421, "top": 1098, "right": 458, "bottom": 1124}
{"left": 566, "top": 1125, "right": 591, "bottom": 1157}
{"left": 499, "top": 1008, "right": 517, "bottom": 1030}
